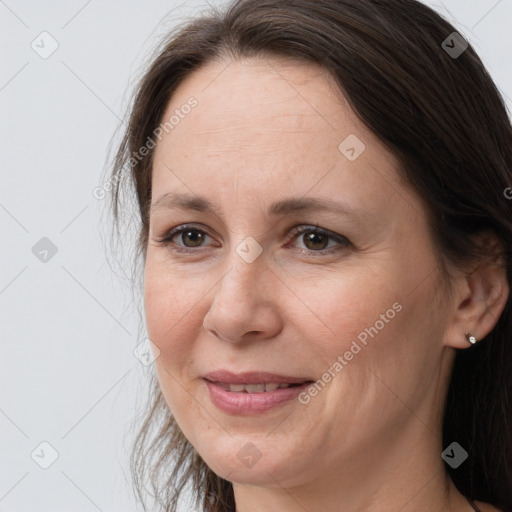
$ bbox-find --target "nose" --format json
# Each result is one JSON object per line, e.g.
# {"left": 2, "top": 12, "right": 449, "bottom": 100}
{"left": 202, "top": 250, "right": 283, "bottom": 344}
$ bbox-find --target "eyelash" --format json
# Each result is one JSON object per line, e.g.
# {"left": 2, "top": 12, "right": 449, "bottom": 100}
{"left": 154, "top": 223, "right": 351, "bottom": 257}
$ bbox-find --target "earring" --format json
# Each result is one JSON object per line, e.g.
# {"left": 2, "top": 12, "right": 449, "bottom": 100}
{"left": 465, "top": 332, "right": 478, "bottom": 345}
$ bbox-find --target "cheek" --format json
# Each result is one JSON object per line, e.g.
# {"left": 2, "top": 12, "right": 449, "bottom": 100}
{"left": 291, "top": 266, "right": 402, "bottom": 356}
{"left": 144, "top": 268, "right": 207, "bottom": 426}
{"left": 144, "top": 260, "right": 207, "bottom": 369}
{"left": 294, "top": 259, "right": 438, "bottom": 402}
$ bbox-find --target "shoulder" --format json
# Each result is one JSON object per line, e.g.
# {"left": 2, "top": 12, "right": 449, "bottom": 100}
{"left": 474, "top": 501, "right": 503, "bottom": 512}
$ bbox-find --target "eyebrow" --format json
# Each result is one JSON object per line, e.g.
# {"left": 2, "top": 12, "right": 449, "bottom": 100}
{"left": 149, "top": 192, "right": 371, "bottom": 221}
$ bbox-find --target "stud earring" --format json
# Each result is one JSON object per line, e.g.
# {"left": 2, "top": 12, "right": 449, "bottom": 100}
{"left": 465, "top": 332, "right": 478, "bottom": 345}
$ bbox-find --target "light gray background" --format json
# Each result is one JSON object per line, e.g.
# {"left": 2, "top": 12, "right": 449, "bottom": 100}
{"left": 1, "top": 1, "right": 511, "bottom": 511}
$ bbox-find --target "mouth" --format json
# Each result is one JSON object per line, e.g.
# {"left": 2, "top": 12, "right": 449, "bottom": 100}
{"left": 202, "top": 370, "right": 315, "bottom": 414}
{"left": 205, "top": 381, "right": 308, "bottom": 392}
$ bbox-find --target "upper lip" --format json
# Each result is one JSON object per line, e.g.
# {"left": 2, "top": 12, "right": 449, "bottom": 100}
{"left": 203, "top": 370, "right": 313, "bottom": 385}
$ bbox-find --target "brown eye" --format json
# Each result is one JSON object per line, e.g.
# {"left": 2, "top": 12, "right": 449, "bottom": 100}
{"left": 302, "top": 231, "right": 329, "bottom": 250}
{"left": 179, "top": 229, "right": 205, "bottom": 247}
{"left": 156, "top": 223, "right": 350, "bottom": 257}
{"left": 288, "top": 225, "right": 351, "bottom": 255}
{"left": 156, "top": 225, "right": 215, "bottom": 252}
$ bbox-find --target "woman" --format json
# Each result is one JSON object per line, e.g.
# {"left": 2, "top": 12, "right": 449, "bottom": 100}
{"left": 106, "top": 0, "right": 512, "bottom": 510}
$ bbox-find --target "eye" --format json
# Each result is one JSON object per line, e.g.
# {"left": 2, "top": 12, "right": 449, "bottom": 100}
{"left": 286, "top": 224, "right": 351, "bottom": 255}
{"left": 154, "top": 223, "right": 351, "bottom": 256}
{"left": 154, "top": 224, "right": 216, "bottom": 253}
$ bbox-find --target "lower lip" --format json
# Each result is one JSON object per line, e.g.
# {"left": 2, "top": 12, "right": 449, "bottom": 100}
{"left": 204, "top": 380, "right": 311, "bottom": 415}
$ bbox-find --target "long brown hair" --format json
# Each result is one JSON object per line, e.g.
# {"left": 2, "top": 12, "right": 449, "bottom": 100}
{"left": 105, "top": 1, "right": 512, "bottom": 510}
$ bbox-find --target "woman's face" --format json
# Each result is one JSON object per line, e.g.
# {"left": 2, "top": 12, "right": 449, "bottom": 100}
{"left": 144, "top": 56, "right": 454, "bottom": 488}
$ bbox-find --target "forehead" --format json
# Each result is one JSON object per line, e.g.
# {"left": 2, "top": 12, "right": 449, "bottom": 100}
{"left": 156, "top": 56, "right": 355, "bottom": 148}
{"left": 150, "top": 56, "right": 411, "bottom": 218}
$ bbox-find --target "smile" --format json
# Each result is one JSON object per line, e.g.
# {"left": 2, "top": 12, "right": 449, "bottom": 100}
{"left": 212, "top": 382, "right": 303, "bottom": 393}
{"left": 202, "top": 370, "right": 314, "bottom": 414}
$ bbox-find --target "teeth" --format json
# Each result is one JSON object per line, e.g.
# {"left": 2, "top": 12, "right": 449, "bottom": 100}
{"left": 225, "top": 382, "right": 296, "bottom": 393}
{"left": 244, "top": 384, "right": 265, "bottom": 393}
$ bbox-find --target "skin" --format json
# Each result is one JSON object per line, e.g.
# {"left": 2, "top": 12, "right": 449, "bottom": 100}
{"left": 144, "top": 56, "right": 509, "bottom": 512}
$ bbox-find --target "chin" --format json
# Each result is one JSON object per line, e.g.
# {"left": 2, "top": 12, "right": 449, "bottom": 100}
{"left": 196, "top": 440, "right": 307, "bottom": 488}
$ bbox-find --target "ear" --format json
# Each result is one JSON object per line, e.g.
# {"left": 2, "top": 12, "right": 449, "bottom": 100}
{"left": 443, "top": 234, "right": 509, "bottom": 349}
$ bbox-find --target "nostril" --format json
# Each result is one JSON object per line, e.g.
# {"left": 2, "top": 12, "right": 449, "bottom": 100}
{"left": 213, "top": 331, "right": 241, "bottom": 343}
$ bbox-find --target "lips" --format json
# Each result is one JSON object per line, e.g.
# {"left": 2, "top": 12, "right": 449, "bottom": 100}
{"left": 202, "top": 370, "right": 314, "bottom": 414}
